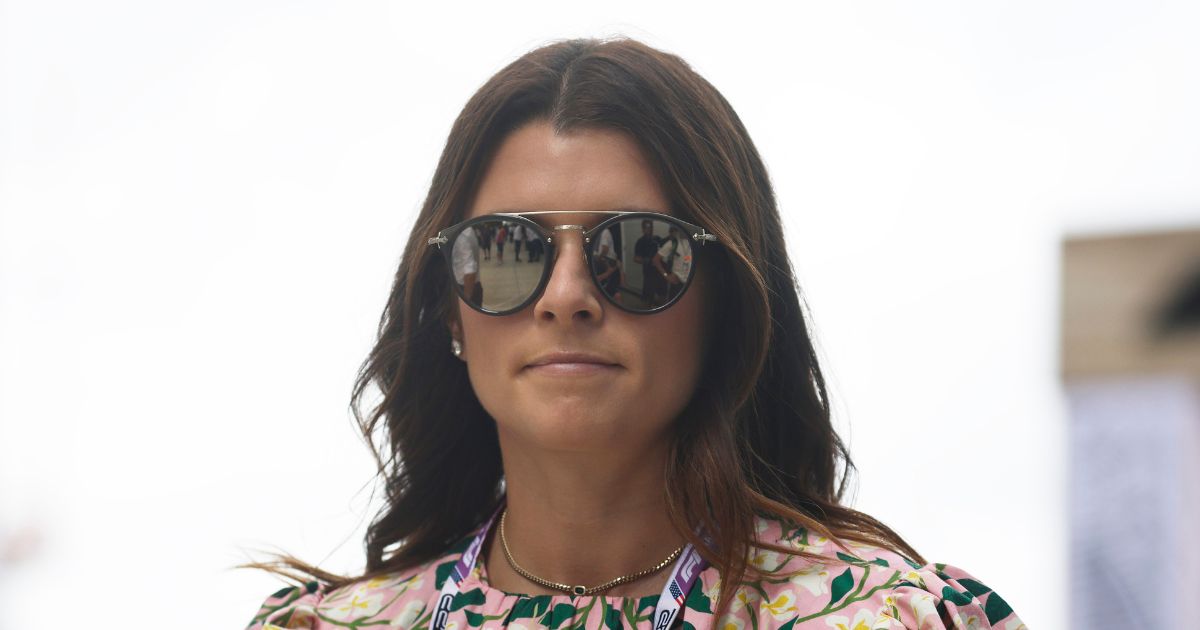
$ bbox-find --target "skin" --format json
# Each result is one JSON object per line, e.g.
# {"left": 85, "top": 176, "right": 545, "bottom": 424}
{"left": 447, "top": 121, "right": 707, "bottom": 597}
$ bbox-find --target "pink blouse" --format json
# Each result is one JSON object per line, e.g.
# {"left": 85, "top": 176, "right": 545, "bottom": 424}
{"left": 246, "top": 515, "right": 1026, "bottom": 629}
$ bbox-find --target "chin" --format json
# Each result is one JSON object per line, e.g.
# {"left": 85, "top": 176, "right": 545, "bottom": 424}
{"left": 505, "top": 405, "right": 630, "bottom": 452}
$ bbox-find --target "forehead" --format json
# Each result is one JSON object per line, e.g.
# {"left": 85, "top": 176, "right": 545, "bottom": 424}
{"left": 466, "top": 123, "right": 674, "bottom": 226}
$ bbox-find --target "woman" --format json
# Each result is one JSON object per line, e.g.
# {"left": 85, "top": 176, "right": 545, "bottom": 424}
{"left": 244, "top": 38, "right": 1026, "bottom": 629}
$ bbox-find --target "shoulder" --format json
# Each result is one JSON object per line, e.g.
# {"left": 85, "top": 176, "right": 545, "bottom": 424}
{"left": 244, "top": 581, "right": 325, "bottom": 630}
{"left": 244, "top": 542, "right": 469, "bottom": 629}
{"left": 688, "top": 515, "right": 1027, "bottom": 629}
{"left": 879, "top": 561, "right": 1026, "bottom": 630}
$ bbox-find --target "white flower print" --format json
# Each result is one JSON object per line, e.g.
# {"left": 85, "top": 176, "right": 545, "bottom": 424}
{"left": 728, "top": 587, "right": 759, "bottom": 614}
{"left": 908, "top": 591, "right": 939, "bottom": 628}
{"left": 790, "top": 531, "right": 830, "bottom": 554}
{"left": 750, "top": 549, "right": 783, "bottom": 571}
{"left": 899, "top": 569, "right": 927, "bottom": 590}
{"left": 788, "top": 562, "right": 831, "bottom": 596}
{"left": 950, "top": 611, "right": 984, "bottom": 630}
{"left": 394, "top": 600, "right": 425, "bottom": 628}
{"left": 762, "top": 589, "right": 799, "bottom": 620}
{"left": 326, "top": 591, "right": 385, "bottom": 621}
{"left": 717, "top": 615, "right": 746, "bottom": 630}
{"left": 704, "top": 576, "right": 723, "bottom": 605}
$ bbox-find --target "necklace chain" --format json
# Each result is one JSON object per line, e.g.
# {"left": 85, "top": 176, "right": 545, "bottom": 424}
{"left": 498, "top": 508, "right": 685, "bottom": 597}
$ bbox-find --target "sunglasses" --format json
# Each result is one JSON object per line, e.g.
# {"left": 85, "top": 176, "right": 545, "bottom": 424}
{"left": 427, "top": 211, "right": 719, "bottom": 315}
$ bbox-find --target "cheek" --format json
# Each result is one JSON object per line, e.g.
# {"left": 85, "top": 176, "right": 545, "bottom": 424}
{"left": 458, "top": 311, "right": 511, "bottom": 414}
{"left": 635, "top": 285, "right": 707, "bottom": 417}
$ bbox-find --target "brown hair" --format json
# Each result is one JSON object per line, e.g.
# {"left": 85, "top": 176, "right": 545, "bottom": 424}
{"left": 241, "top": 37, "right": 925, "bottom": 620}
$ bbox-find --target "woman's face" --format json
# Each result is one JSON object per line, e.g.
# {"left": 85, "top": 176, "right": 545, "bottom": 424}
{"left": 451, "top": 122, "right": 706, "bottom": 456}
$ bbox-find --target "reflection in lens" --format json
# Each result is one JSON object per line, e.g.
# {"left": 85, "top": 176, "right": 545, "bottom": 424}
{"left": 457, "top": 219, "right": 545, "bottom": 312}
{"left": 451, "top": 216, "right": 696, "bottom": 314}
{"left": 601, "top": 217, "right": 694, "bottom": 312}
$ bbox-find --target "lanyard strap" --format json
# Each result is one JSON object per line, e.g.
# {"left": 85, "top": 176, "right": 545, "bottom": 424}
{"left": 432, "top": 503, "right": 503, "bottom": 630}
{"left": 650, "top": 543, "right": 707, "bottom": 630}
{"left": 432, "top": 501, "right": 709, "bottom": 630}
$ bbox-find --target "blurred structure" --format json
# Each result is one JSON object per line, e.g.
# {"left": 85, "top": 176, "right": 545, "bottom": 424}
{"left": 1061, "top": 227, "right": 1200, "bottom": 629}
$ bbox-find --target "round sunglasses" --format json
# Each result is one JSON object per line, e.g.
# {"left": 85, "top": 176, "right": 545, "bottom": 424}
{"left": 427, "top": 211, "right": 719, "bottom": 315}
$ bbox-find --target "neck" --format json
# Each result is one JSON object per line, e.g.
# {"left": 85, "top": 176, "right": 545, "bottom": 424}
{"left": 484, "top": 432, "right": 685, "bottom": 597}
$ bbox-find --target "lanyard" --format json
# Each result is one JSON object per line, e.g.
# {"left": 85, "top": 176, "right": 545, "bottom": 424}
{"left": 431, "top": 501, "right": 709, "bottom": 630}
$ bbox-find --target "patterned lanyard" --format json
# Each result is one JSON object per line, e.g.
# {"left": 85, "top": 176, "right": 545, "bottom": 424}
{"left": 432, "top": 501, "right": 709, "bottom": 630}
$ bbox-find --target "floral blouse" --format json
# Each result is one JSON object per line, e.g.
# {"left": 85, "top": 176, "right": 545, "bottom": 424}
{"left": 246, "top": 516, "right": 1026, "bottom": 629}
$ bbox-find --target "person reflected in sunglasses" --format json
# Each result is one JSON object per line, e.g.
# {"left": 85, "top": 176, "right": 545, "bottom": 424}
{"left": 633, "top": 219, "right": 665, "bottom": 307}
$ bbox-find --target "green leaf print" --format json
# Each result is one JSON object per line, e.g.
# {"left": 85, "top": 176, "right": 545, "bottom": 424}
{"left": 781, "top": 523, "right": 808, "bottom": 545}
{"left": 958, "top": 578, "right": 992, "bottom": 598}
{"left": 250, "top": 585, "right": 309, "bottom": 625}
{"left": 777, "top": 620, "right": 797, "bottom": 630}
{"left": 464, "top": 610, "right": 484, "bottom": 627}
{"left": 940, "top": 586, "right": 974, "bottom": 607}
{"left": 984, "top": 591, "right": 1014, "bottom": 625}
{"left": 450, "top": 588, "right": 487, "bottom": 611}
{"left": 566, "top": 597, "right": 600, "bottom": 630}
{"left": 435, "top": 561, "right": 456, "bottom": 589}
{"left": 543, "top": 603, "right": 578, "bottom": 629}
{"left": 791, "top": 567, "right": 905, "bottom": 625}
{"left": 835, "top": 551, "right": 892, "bottom": 569}
{"left": 685, "top": 578, "right": 713, "bottom": 614}
{"left": 622, "top": 598, "right": 637, "bottom": 626}
{"left": 835, "top": 552, "right": 865, "bottom": 565}
{"left": 602, "top": 599, "right": 623, "bottom": 630}
{"left": 620, "top": 597, "right": 654, "bottom": 626}
{"left": 507, "top": 596, "right": 552, "bottom": 621}
{"left": 828, "top": 567, "right": 854, "bottom": 605}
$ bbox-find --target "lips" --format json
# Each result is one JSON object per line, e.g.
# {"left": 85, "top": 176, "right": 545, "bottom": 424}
{"left": 524, "top": 351, "right": 621, "bottom": 376}
{"left": 525, "top": 351, "right": 619, "bottom": 368}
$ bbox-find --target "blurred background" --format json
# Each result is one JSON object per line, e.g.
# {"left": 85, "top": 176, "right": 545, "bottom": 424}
{"left": 2, "top": 1, "right": 1198, "bottom": 628}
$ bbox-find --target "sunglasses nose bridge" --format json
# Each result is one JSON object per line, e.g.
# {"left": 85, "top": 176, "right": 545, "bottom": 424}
{"left": 546, "top": 224, "right": 589, "bottom": 260}
{"left": 532, "top": 224, "right": 605, "bottom": 314}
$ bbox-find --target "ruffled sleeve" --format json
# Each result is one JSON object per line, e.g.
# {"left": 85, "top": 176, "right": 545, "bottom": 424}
{"left": 878, "top": 562, "right": 1026, "bottom": 629}
{"left": 245, "top": 581, "right": 327, "bottom": 630}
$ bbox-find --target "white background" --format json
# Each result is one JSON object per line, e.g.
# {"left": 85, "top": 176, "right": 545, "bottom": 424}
{"left": 3, "top": 1, "right": 1199, "bottom": 628}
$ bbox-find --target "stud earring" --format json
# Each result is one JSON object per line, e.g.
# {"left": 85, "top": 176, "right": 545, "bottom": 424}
{"left": 450, "top": 338, "right": 463, "bottom": 358}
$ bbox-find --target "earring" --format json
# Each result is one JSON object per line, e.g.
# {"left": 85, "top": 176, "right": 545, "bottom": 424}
{"left": 450, "top": 338, "right": 463, "bottom": 358}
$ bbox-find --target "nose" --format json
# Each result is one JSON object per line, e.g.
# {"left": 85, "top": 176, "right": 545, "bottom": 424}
{"left": 532, "top": 227, "right": 604, "bottom": 323}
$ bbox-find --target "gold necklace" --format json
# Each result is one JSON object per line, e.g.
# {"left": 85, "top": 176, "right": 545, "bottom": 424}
{"left": 498, "top": 508, "right": 685, "bottom": 597}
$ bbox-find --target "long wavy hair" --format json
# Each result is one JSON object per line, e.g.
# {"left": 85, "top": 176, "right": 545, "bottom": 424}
{"left": 242, "top": 37, "right": 925, "bottom": 621}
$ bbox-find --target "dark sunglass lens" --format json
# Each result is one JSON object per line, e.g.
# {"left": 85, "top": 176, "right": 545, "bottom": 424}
{"left": 450, "top": 219, "right": 545, "bottom": 312}
{"left": 594, "top": 217, "right": 694, "bottom": 312}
